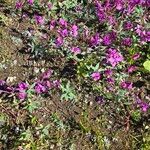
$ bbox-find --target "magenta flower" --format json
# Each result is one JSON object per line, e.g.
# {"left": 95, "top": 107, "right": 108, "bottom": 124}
{"left": 44, "top": 80, "right": 52, "bottom": 89}
{"left": 59, "top": 18, "right": 67, "bottom": 27}
{"left": 47, "top": 2, "right": 52, "bottom": 10}
{"left": 122, "top": 37, "right": 132, "bottom": 46}
{"left": 121, "top": 81, "right": 133, "bottom": 90}
{"left": 141, "top": 103, "right": 149, "bottom": 112}
{"left": 71, "top": 47, "right": 81, "bottom": 54}
{"left": 53, "top": 80, "right": 60, "bottom": 88}
{"left": 42, "top": 69, "right": 53, "bottom": 79}
{"left": 0, "top": 80, "right": 6, "bottom": 86}
{"left": 104, "top": 69, "right": 113, "bottom": 76}
{"left": 17, "top": 82, "right": 28, "bottom": 91}
{"left": 136, "top": 98, "right": 149, "bottom": 112}
{"left": 123, "top": 21, "right": 133, "bottom": 30}
{"left": 34, "top": 83, "right": 46, "bottom": 94}
{"left": 103, "top": 32, "right": 116, "bottom": 46}
{"left": 27, "top": 0, "right": 34, "bottom": 5}
{"left": 49, "top": 20, "right": 56, "bottom": 30}
{"left": 89, "top": 33, "right": 101, "bottom": 47}
{"left": 106, "top": 77, "right": 114, "bottom": 84}
{"left": 15, "top": 1, "right": 23, "bottom": 9}
{"left": 58, "top": 29, "right": 68, "bottom": 37}
{"left": 132, "top": 53, "right": 140, "bottom": 60}
{"left": 127, "top": 65, "right": 137, "bottom": 73}
{"left": 95, "top": 96, "right": 104, "bottom": 104}
{"left": 91, "top": 72, "right": 101, "bottom": 81}
{"left": 103, "top": 34, "right": 112, "bottom": 46}
{"left": 70, "top": 25, "right": 78, "bottom": 37}
{"left": 34, "top": 15, "right": 44, "bottom": 25}
{"left": 55, "top": 36, "right": 63, "bottom": 47}
{"left": 17, "top": 92, "right": 27, "bottom": 100}
{"left": 106, "top": 48, "right": 123, "bottom": 67}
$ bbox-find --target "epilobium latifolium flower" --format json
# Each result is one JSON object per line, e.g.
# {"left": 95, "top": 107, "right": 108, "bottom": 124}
{"left": 53, "top": 80, "right": 60, "bottom": 88}
{"left": 140, "top": 102, "right": 149, "bottom": 112}
{"left": 15, "top": 1, "right": 23, "bottom": 9}
{"left": 123, "top": 21, "right": 133, "bottom": 30}
{"left": 70, "top": 25, "right": 78, "bottom": 37}
{"left": 42, "top": 69, "right": 53, "bottom": 79}
{"left": 132, "top": 53, "right": 140, "bottom": 60}
{"left": 91, "top": 72, "right": 101, "bottom": 81}
{"left": 27, "top": 0, "right": 34, "bottom": 5}
{"left": 95, "top": 1, "right": 106, "bottom": 22}
{"left": 43, "top": 80, "right": 52, "bottom": 89}
{"left": 106, "top": 48, "right": 123, "bottom": 67}
{"left": 116, "top": 0, "right": 124, "bottom": 10}
{"left": 59, "top": 18, "right": 67, "bottom": 27}
{"left": 89, "top": 33, "right": 101, "bottom": 47}
{"left": 55, "top": 36, "right": 63, "bottom": 47}
{"left": 127, "top": 65, "right": 137, "bottom": 73}
{"left": 71, "top": 47, "right": 81, "bottom": 54}
{"left": 47, "top": 2, "right": 52, "bottom": 10}
{"left": 95, "top": 96, "right": 104, "bottom": 104}
{"left": 122, "top": 37, "right": 132, "bottom": 46}
{"left": 34, "top": 15, "right": 44, "bottom": 25}
{"left": 17, "top": 92, "right": 27, "bottom": 100}
{"left": 103, "top": 32, "right": 116, "bottom": 46}
{"left": 0, "top": 80, "right": 6, "bottom": 86}
{"left": 34, "top": 83, "right": 46, "bottom": 94}
{"left": 136, "top": 98, "right": 150, "bottom": 112}
{"left": 106, "top": 77, "right": 114, "bottom": 84}
{"left": 49, "top": 20, "right": 56, "bottom": 30}
{"left": 104, "top": 69, "right": 113, "bottom": 76}
{"left": 120, "top": 81, "right": 133, "bottom": 90}
{"left": 58, "top": 29, "right": 68, "bottom": 37}
{"left": 17, "top": 82, "right": 28, "bottom": 91}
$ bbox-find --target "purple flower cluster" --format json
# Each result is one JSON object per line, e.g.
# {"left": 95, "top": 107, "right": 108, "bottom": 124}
{"left": 106, "top": 48, "right": 123, "bottom": 67}
{"left": 121, "top": 81, "right": 133, "bottom": 90}
{"left": 91, "top": 72, "right": 101, "bottom": 81}
{"left": 136, "top": 98, "right": 150, "bottom": 112}
{"left": 103, "top": 31, "right": 117, "bottom": 46}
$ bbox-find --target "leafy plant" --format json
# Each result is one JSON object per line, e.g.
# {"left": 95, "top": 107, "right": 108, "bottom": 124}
{"left": 60, "top": 80, "right": 76, "bottom": 101}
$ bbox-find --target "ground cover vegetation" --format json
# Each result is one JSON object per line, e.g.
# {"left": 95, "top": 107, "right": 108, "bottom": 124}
{"left": 0, "top": 0, "right": 150, "bottom": 149}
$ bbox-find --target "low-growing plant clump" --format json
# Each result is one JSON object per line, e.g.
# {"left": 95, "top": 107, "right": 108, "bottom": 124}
{"left": 0, "top": 0, "right": 150, "bottom": 149}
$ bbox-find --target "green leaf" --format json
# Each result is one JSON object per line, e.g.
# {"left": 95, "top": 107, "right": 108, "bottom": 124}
{"left": 143, "top": 60, "right": 150, "bottom": 72}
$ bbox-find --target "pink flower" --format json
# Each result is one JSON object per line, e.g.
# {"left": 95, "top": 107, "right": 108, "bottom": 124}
{"left": 121, "top": 81, "right": 133, "bottom": 90}
{"left": 71, "top": 47, "right": 81, "bottom": 54}
{"left": 53, "top": 80, "right": 60, "bottom": 88}
{"left": 34, "top": 15, "right": 44, "bottom": 25}
{"left": 42, "top": 69, "right": 53, "bottom": 79}
{"left": 141, "top": 103, "right": 149, "bottom": 112}
{"left": 17, "top": 92, "right": 27, "bottom": 100}
{"left": 70, "top": 25, "right": 78, "bottom": 37}
{"left": 58, "top": 29, "right": 68, "bottom": 37}
{"left": 106, "top": 48, "right": 123, "bottom": 67}
{"left": 17, "top": 82, "right": 28, "bottom": 91}
{"left": 132, "top": 53, "right": 140, "bottom": 60}
{"left": 106, "top": 77, "right": 114, "bottom": 84}
{"left": 55, "top": 36, "right": 63, "bottom": 47}
{"left": 91, "top": 72, "right": 101, "bottom": 81}
{"left": 89, "top": 33, "right": 101, "bottom": 47}
{"left": 49, "top": 20, "right": 56, "bottom": 30}
{"left": 104, "top": 69, "right": 113, "bottom": 76}
{"left": 127, "top": 65, "right": 137, "bottom": 73}
{"left": 34, "top": 83, "right": 46, "bottom": 94}
{"left": 59, "top": 18, "right": 67, "bottom": 27}
{"left": 47, "top": 2, "right": 52, "bottom": 10}
{"left": 123, "top": 21, "right": 133, "bottom": 30}
{"left": 122, "top": 37, "right": 132, "bottom": 47}
{"left": 15, "top": 1, "right": 23, "bottom": 9}
{"left": 27, "top": 0, "right": 34, "bottom": 5}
